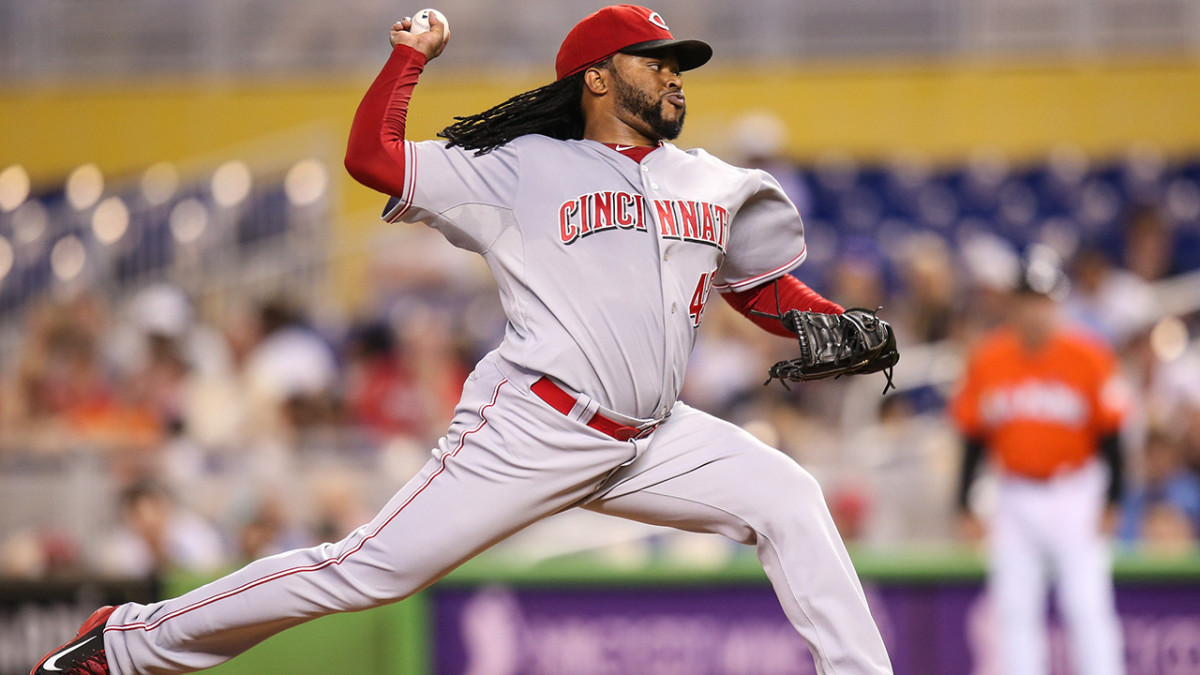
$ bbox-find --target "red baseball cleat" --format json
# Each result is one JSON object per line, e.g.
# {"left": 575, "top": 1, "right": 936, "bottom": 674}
{"left": 30, "top": 606, "right": 115, "bottom": 675}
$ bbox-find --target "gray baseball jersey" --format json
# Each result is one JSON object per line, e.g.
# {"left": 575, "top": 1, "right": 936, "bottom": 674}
{"left": 382, "top": 136, "right": 806, "bottom": 419}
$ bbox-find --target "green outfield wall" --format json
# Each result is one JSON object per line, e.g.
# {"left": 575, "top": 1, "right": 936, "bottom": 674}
{"left": 158, "top": 549, "right": 1200, "bottom": 675}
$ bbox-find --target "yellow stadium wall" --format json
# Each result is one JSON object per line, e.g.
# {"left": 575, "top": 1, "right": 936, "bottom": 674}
{"left": 3, "top": 57, "right": 1198, "bottom": 305}
{"left": 5, "top": 57, "right": 1200, "bottom": 182}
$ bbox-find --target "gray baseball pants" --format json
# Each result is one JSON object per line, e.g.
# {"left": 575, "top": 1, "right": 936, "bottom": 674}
{"left": 103, "top": 354, "right": 892, "bottom": 674}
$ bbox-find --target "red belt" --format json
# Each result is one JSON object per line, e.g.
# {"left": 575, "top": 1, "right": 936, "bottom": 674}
{"left": 531, "top": 377, "right": 660, "bottom": 442}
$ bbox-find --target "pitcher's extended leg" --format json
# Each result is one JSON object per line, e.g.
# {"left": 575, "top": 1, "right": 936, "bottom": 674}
{"left": 103, "top": 369, "right": 637, "bottom": 674}
{"left": 584, "top": 403, "right": 892, "bottom": 675}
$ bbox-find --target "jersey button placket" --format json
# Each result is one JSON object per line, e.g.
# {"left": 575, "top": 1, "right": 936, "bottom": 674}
{"left": 644, "top": 159, "right": 682, "bottom": 415}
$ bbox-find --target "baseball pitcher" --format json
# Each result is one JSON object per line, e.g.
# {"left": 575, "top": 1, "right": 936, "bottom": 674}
{"left": 33, "top": 6, "right": 895, "bottom": 674}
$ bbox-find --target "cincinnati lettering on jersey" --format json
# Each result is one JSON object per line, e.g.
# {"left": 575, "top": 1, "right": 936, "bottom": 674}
{"left": 980, "top": 380, "right": 1088, "bottom": 428}
{"left": 559, "top": 191, "right": 729, "bottom": 250}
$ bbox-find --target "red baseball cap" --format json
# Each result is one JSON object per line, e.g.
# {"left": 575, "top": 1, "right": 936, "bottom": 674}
{"left": 555, "top": 5, "right": 713, "bottom": 81}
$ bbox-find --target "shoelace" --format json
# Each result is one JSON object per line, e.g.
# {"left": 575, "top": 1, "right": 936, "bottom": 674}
{"left": 75, "top": 650, "right": 108, "bottom": 675}
{"left": 852, "top": 307, "right": 897, "bottom": 395}
{"left": 878, "top": 363, "right": 896, "bottom": 396}
{"left": 846, "top": 308, "right": 897, "bottom": 395}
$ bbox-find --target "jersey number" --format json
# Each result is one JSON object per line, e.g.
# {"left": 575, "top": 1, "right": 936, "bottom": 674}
{"left": 689, "top": 272, "right": 716, "bottom": 327}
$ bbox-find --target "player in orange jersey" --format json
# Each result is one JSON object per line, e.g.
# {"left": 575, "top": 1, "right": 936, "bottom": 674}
{"left": 952, "top": 246, "right": 1127, "bottom": 675}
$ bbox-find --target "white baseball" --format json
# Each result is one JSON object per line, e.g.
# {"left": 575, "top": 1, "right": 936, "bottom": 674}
{"left": 409, "top": 8, "right": 449, "bottom": 36}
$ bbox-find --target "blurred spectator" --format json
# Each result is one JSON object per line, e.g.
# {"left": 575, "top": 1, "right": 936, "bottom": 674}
{"left": 6, "top": 294, "right": 161, "bottom": 450}
{"left": 1186, "top": 404, "right": 1200, "bottom": 475}
{"left": 308, "top": 469, "right": 374, "bottom": 544}
{"left": 1120, "top": 315, "right": 1200, "bottom": 451}
{"left": 15, "top": 297, "right": 111, "bottom": 422}
{"left": 111, "top": 283, "right": 243, "bottom": 448}
{"left": 343, "top": 321, "right": 429, "bottom": 439}
{"left": 342, "top": 312, "right": 470, "bottom": 446}
{"left": 1119, "top": 428, "right": 1200, "bottom": 547}
{"left": 111, "top": 286, "right": 194, "bottom": 438}
{"left": 955, "top": 231, "right": 1022, "bottom": 346}
{"left": 1140, "top": 502, "right": 1198, "bottom": 556}
{"left": 828, "top": 237, "right": 888, "bottom": 311}
{"left": 393, "top": 307, "right": 472, "bottom": 438}
{"left": 0, "top": 528, "right": 82, "bottom": 578}
{"left": 1064, "top": 244, "right": 1157, "bottom": 347}
{"left": 722, "top": 111, "right": 811, "bottom": 214}
{"left": 96, "top": 479, "right": 228, "bottom": 577}
{"left": 828, "top": 483, "right": 871, "bottom": 542}
{"left": 894, "top": 232, "right": 958, "bottom": 344}
{"left": 242, "top": 298, "right": 339, "bottom": 438}
{"left": 1122, "top": 205, "right": 1175, "bottom": 282}
{"left": 233, "top": 493, "right": 309, "bottom": 564}
{"left": 0, "top": 530, "right": 49, "bottom": 578}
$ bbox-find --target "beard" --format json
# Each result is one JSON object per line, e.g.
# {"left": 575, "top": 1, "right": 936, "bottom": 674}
{"left": 611, "top": 70, "right": 685, "bottom": 141}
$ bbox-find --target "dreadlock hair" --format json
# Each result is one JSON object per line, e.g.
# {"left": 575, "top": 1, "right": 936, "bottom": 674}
{"left": 438, "top": 57, "right": 612, "bottom": 156}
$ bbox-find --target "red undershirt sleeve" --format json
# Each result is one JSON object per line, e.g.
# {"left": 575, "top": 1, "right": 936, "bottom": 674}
{"left": 720, "top": 275, "right": 844, "bottom": 338}
{"left": 344, "top": 45, "right": 428, "bottom": 196}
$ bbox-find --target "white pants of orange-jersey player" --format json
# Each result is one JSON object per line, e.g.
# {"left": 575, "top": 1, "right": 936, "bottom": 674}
{"left": 989, "top": 463, "right": 1124, "bottom": 675}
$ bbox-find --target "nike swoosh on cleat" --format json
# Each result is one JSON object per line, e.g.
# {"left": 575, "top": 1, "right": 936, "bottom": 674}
{"left": 43, "top": 636, "right": 96, "bottom": 672}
